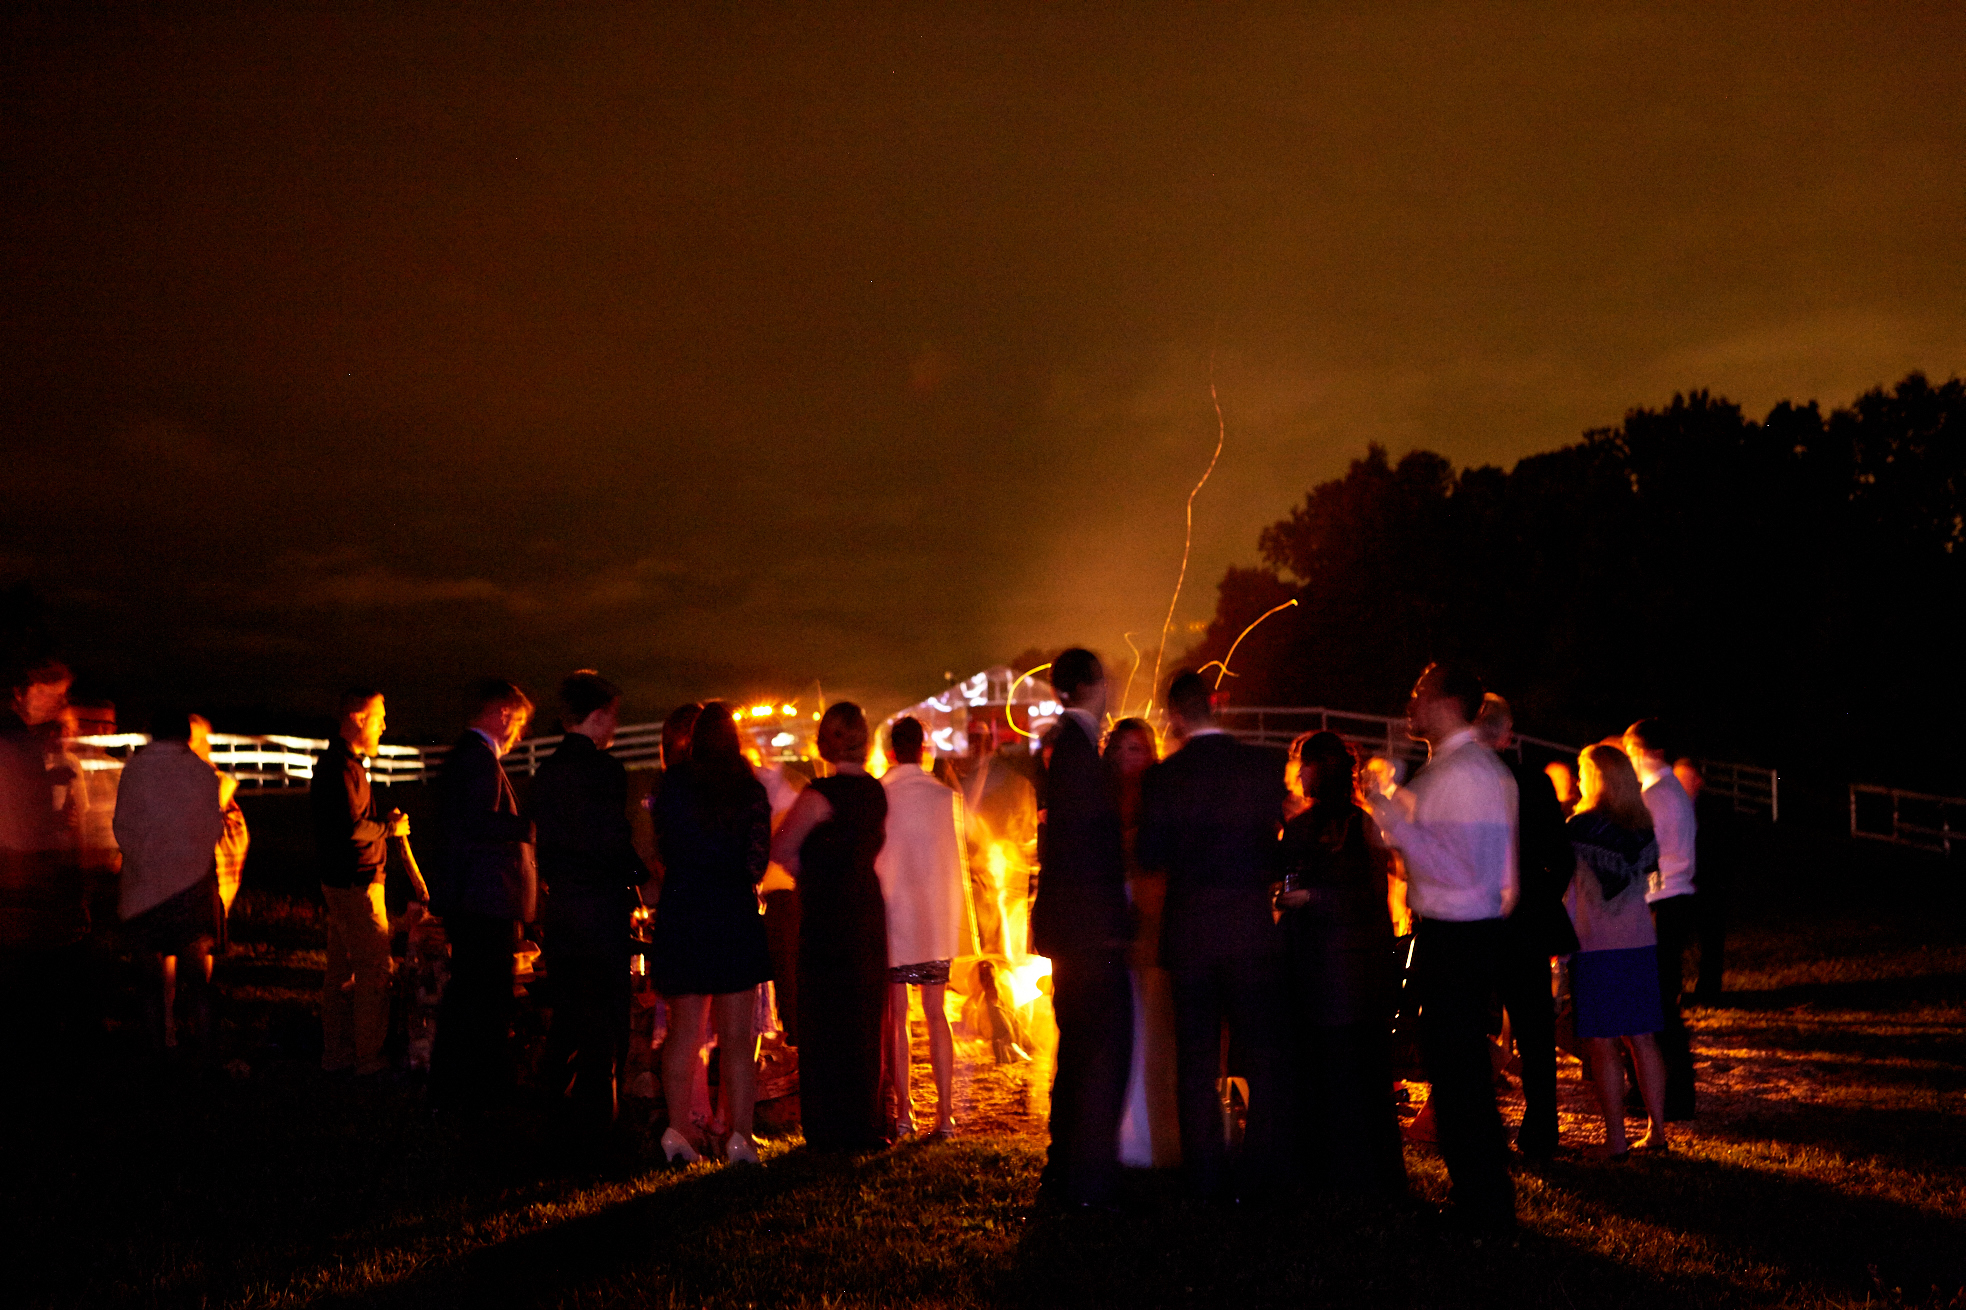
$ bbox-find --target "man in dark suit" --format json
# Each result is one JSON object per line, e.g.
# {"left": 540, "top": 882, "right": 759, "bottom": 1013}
{"left": 1137, "top": 671, "right": 1289, "bottom": 1202}
{"left": 1475, "top": 693, "right": 1579, "bottom": 1159}
{"left": 1030, "top": 647, "right": 1132, "bottom": 1209}
{"left": 431, "top": 678, "right": 537, "bottom": 1118}
{"left": 529, "top": 671, "right": 650, "bottom": 1135}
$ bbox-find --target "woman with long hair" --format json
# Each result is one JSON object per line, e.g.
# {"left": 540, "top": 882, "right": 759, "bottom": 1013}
{"left": 649, "top": 700, "right": 774, "bottom": 1166}
{"left": 1276, "top": 730, "right": 1405, "bottom": 1192}
{"left": 1107, "top": 718, "right": 1179, "bottom": 1168}
{"left": 1566, "top": 743, "right": 1669, "bottom": 1157}
{"left": 772, "top": 703, "right": 890, "bottom": 1152}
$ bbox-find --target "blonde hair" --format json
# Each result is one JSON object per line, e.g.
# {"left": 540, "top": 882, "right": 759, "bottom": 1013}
{"left": 1577, "top": 743, "right": 1652, "bottom": 831}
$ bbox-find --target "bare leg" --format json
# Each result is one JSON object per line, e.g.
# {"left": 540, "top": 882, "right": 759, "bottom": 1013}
{"left": 160, "top": 954, "right": 178, "bottom": 1049}
{"left": 922, "top": 982, "right": 955, "bottom": 1133}
{"left": 1586, "top": 1036, "right": 1628, "bottom": 1155}
{"left": 887, "top": 982, "right": 916, "bottom": 1132}
{"left": 184, "top": 945, "right": 215, "bottom": 1050}
{"left": 661, "top": 994, "right": 710, "bottom": 1146}
{"left": 1627, "top": 1034, "right": 1670, "bottom": 1149}
{"left": 713, "top": 989, "right": 759, "bottom": 1141}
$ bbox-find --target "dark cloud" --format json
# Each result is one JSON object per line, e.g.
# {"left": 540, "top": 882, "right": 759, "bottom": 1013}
{"left": 3, "top": 3, "right": 1961, "bottom": 734}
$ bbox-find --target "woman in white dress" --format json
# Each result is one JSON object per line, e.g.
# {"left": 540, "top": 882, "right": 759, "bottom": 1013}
{"left": 874, "top": 716, "right": 967, "bottom": 1139}
{"left": 1109, "top": 718, "right": 1180, "bottom": 1168}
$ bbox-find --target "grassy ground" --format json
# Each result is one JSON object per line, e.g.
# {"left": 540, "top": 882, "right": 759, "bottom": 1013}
{"left": 10, "top": 832, "right": 1964, "bottom": 1309}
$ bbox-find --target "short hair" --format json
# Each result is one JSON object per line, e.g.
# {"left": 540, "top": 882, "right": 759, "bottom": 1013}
{"left": 889, "top": 715, "right": 926, "bottom": 764}
{"left": 12, "top": 657, "right": 70, "bottom": 692}
{"left": 338, "top": 686, "right": 383, "bottom": 717}
{"left": 1625, "top": 718, "right": 1673, "bottom": 759}
{"left": 559, "top": 669, "right": 621, "bottom": 724}
{"left": 1474, "top": 692, "right": 1512, "bottom": 746}
{"left": 1417, "top": 662, "right": 1485, "bottom": 723}
{"left": 1164, "top": 670, "right": 1214, "bottom": 722}
{"left": 817, "top": 702, "right": 869, "bottom": 765}
{"left": 1050, "top": 648, "right": 1103, "bottom": 703}
{"left": 150, "top": 708, "right": 195, "bottom": 742}
{"left": 466, "top": 677, "right": 532, "bottom": 720}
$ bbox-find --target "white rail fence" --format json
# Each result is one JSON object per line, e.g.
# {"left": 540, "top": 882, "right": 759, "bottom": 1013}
{"left": 1849, "top": 784, "right": 1966, "bottom": 855}
{"left": 69, "top": 706, "right": 1781, "bottom": 821}
{"left": 1214, "top": 706, "right": 1779, "bottom": 821}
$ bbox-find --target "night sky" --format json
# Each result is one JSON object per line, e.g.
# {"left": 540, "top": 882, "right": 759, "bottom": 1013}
{"left": 5, "top": 5, "right": 1962, "bottom": 736}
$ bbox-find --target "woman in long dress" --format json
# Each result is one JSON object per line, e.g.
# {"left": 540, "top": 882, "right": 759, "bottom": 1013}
{"left": 1109, "top": 718, "right": 1180, "bottom": 1168}
{"left": 772, "top": 703, "right": 890, "bottom": 1152}
{"left": 1566, "top": 743, "right": 1669, "bottom": 1157}
{"left": 1277, "top": 731, "right": 1405, "bottom": 1192}
{"left": 649, "top": 701, "right": 774, "bottom": 1166}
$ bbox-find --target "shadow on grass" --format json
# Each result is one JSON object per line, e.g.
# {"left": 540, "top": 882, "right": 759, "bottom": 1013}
{"left": 1714, "top": 971, "right": 1966, "bottom": 1015}
{"left": 1536, "top": 1144, "right": 1966, "bottom": 1301}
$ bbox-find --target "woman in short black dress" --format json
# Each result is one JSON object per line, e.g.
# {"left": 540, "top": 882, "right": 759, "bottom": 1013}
{"left": 1276, "top": 731, "right": 1405, "bottom": 1192}
{"left": 650, "top": 701, "right": 773, "bottom": 1165}
{"left": 771, "top": 702, "right": 889, "bottom": 1151}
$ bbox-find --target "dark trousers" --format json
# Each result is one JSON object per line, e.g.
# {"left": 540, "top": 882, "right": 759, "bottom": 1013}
{"left": 1650, "top": 894, "right": 1698, "bottom": 1117}
{"left": 1298, "top": 1020, "right": 1406, "bottom": 1192}
{"left": 763, "top": 889, "right": 801, "bottom": 1045}
{"left": 542, "top": 952, "right": 628, "bottom": 1129}
{"left": 1044, "top": 949, "right": 1133, "bottom": 1206}
{"left": 1696, "top": 892, "right": 1728, "bottom": 1000}
{"left": 1413, "top": 918, "right": 1513, "bottom": 1220}
{"left": 434, "top": 912, "right": 517, "bottom": 1114}
{"left": 1171, "top": 948, "right": 1285, "bottom": 1201}
{"left": 1495, "top": 939, "right": 1558, "bottom": 1154}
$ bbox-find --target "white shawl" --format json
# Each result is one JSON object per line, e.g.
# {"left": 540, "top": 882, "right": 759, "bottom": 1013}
{"left": 875, "top": 764, "right": 966, "bottom": 968}
{"left": 113, "top": 742, "right": 224, "bottom": 920}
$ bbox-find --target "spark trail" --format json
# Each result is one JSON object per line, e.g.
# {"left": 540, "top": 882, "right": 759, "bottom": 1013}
{"left": 1204, "top": 598, "right": 1298, "bottom": 688}
{"left": 1118, "top": 632, "right": 1143, "bottom": 719}
{"left": 1148, "top": 364, "right": 1227, "bottom": 714}
{"left": 1005, "top": 662, "right": 1053, "bottom": 741}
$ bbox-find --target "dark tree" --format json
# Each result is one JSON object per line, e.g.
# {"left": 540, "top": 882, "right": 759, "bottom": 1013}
{"left": 1185, "top": 373, "right": 1966, "bottom": 798}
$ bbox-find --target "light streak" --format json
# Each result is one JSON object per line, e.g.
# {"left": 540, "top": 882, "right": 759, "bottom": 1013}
{"left": 1148, "top": 361, "right": 1227, "bottom": 714}
{"left": 1117, "top": 631, "right": 1143, "bottom": 719}
{"left": 1209, "top": 599, "right": 1298, "bottom": 688}
{"left": 1005, "top": 662, "right": 1052, "bottom": 740}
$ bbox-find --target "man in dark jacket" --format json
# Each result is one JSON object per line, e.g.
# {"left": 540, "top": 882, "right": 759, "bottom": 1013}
{"left": 529, "top": 671, "right": 650, "bottom": 1132}
{"left": 1030, "top": 647, "right": 1132, "bottom": 1209}
{"left": 311, "top": 687, "right": 411, "bottom": 1076}
{"left": 431, "top": 678, "right": 536, "bottom": 1117}
{"left": 1475, "top": 694, "right": 1579, "bottom": 1159}
{"left": 1137, "top": 670, "right": 1290, "bottom": 1201}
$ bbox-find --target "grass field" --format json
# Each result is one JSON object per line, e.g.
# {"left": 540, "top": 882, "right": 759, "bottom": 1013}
{"left": 10, "top": 831, "right": 1964, "bottom": 1308}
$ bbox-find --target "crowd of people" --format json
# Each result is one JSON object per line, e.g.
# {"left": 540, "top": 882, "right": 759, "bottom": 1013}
{"left": 0, "top": 648, "right": 1734, "bottom": 1235}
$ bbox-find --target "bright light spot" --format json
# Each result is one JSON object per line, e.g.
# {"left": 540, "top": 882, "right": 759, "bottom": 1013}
{"left": 750, "top": 705, "right": 773, "bottom": 718}
{"left": 1002, "top": 955, "right": 1053, "bottom": 1009}
{"left": 812, "top": 711, "right": 822, "bottom": 721}
{"left": 770, "top": 732, "right": 795, "bottom": 747}
{"left": 779, "top": 703, "right": 796, "bottom": 716}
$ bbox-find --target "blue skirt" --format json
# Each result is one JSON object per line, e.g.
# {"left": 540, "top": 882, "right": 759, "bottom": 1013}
{"left": 1572, "top": 946, "right": 1664, "bottom": 1039}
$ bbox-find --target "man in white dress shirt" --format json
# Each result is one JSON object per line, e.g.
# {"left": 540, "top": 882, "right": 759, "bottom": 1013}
{"left": 1624, "top": 718, "right": 1698, "bottom": 1120}
{"left": 1366, "top": 663, "right": 1518, "bottom": 1230}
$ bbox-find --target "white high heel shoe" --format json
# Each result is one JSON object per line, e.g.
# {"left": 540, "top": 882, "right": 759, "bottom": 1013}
{"left": 725, "top": 1133, "right": 761, "bottom": 1166}
{"left": 660, "top": 1127, "right": 701, "bottom": 1165}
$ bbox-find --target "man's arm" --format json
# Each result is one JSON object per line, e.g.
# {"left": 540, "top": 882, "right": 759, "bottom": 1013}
{"left": 1365, "top": 768, "right": 1517, "bottom": 912}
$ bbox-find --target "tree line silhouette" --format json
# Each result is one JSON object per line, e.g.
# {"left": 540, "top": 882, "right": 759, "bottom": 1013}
{"left": 1182, "top": 372, "right": 1965, "bottom": 804}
